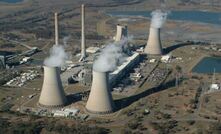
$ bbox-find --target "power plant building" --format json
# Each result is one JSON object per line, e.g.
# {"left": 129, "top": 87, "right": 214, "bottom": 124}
{"left": 38, "top": 66, "right": 67, "bottom": 108}
{"left": 80, "top": 63, "right": 93, "bottom": 86}
{"left": 80, "top": 52, "right": 140, "bottom": 87}
{"left": 109, "top": 52, "right": 140, "bottom": 86}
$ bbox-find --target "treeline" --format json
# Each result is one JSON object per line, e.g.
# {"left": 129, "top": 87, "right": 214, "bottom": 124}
{"left": 0, "top": 116, "right": 110, "bottom": 134}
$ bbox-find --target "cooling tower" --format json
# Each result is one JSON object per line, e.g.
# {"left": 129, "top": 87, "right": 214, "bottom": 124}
{"left": 54, "top": 12, "right": 59, "bottom": 45}
{"left": 115, "top": 24, "right": 128, "bottom": 42}
{"left": 144, "top": 27, "right": 163, "bottom": 55}
{"left": 86, "top": 70, "right": 115, "bottom": 114}
{"left": 39, "top": 66, "right": 67, "bottom": 108}
{"left": 79, "top": 4, "right": 86, "bottom": 62}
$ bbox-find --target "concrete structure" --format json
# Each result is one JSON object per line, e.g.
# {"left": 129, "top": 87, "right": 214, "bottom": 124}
{"left": 161, "top": 54, "right": 172, "bottom": 63}
{"left": 79, "top": 4, "right": 87, "bottom": 62}
{"left": 86, "top": 47, "right": 100, "bottom": 54}
{"left": 79, "top": 52, "right": 140, "bottom": 87}
{"left": 54, "top": 12, "right": 59, "bottom": 45}
{"left": 86, "top": 70, "right": 115, "bottom": 114}
{"left": 53, "top": 108, "right": 79, "bottom": 117}
{"left": 210, "top": 84, "right": 219, "bottom": 90}
{"left": 109, "top": 52, "right": 140, "bottom": 86}
{"left": 115, "top": 24, "right": 128, "bottom": 42}
{"left": 144, "top": 27, "right": 163, "bottom": 55}
{"left": 39, "top": 66, "right": 67, "bottom": 108}
{"left": 53, "top": 110, "right": 70, "bottom": 117}
{"left": 149, "top": 59, "right": 156, "bottom": 63}
{"left": 80, "top": 63, "right": 93, "bottom": 86}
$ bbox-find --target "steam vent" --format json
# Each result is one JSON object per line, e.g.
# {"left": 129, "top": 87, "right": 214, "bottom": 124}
{"left": 115, "top": 24, "right": 128, "bottom": 41}
{"left": 39, "top": 66, "right": 67, "bottom": 108}
{"left": 86, "top": 70, "right": 115, "bottom": 114}
{"left": 144, "top": 27, "right": 163, "bottom": 55}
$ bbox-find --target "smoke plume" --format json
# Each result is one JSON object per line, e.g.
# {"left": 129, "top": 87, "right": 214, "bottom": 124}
{"left": 150, "top": 10, "right": 169, "bottom": 28}
{"left": 44, "top": 37, "right": 70, "bottom": 67}
{"left": 93, "top": 37, "right": 132, "bottom": 72}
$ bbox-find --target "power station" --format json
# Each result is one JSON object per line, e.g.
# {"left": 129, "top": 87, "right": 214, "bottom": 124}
{"left": 86, "top": 70, "right": 115, "bottom": 114}
{"left": 3, "top": 2, "right": 218, "bottom": 132}
{"left": 24, "top": 7, "right": 169, "bottom": 119}
{"left": 38, "top": 66, "right": 67, "bottom": 108}
{"left": 115, "top": 24, "right": 128, "bottom": 41}
{"left": 144, "top": 27, "right": 163, "bottom": 55}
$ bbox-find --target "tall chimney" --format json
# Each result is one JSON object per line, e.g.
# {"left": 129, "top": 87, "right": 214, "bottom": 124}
{"left": 79, "top": 4, "right": 86, "bottom": 62}
{"left": 54, "top": 12, "right": 59, "bottom": 45}
{"left": 115, "top": 24, "right": 128, "bottom": 42}
{"left": 144, "top": 27, "right": 163, "bottom": 55}
{"left": 38, "top": 66, "right": 67, "bottom": 108}
{"left": 86, "top": 70, "right": 115, "bottom": 114}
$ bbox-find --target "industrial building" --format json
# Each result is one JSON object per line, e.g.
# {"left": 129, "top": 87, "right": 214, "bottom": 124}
{"left": 80, "top": 62, "right": 93, "bottom": 86}
{"left": 86, "top": 70, "right": 115, "bottom": 114}
{"left": 79, "top": 52, "right": 140, "bottom": 87}
{"left": 109, "top": 52, "right": 140, "bottom": 86}
{"left": 38, "top": 66, "right": 67, "bottom": 108}
{"left": 86, "top": 47, "right": 100, "bottom": 54}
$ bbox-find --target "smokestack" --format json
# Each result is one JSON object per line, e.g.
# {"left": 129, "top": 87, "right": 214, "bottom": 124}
{"left": 54, "top": 12, "right": 59, "bottom": 45}
{"left": 144, "top": 27, "right": 163, "bottom": 55}
{"left": 79, "top": 4, "right": 86, "bottom": 62}
{"left": 86, "top": 70, "right": 115, "bottom": 114}
{"left": 115, "top": 24, "right": 128, "bottom": 42}
{"left": 39, "top": 66, "right": 67, "bottom": 108}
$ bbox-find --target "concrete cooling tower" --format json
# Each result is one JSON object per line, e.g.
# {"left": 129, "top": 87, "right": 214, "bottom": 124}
{"left": 115, "top": 24, "right": 128, "bottom": 41}
{"left": 79, "top": 4, "right": 86, "bottom": 62}
{"left": 39, "top": 66, "right": 67, "bottom": 108}
{"left": 86, "top": 70, "right": 115, "bottom": 114}
{"left": 144, "top": 27, "right": 163, "bottom": 55}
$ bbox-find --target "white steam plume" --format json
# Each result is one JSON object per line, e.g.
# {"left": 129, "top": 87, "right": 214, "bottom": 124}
{"left": 93, "top": 37, "right": 132, "bottom": 72}
{"left": 44, "top": 37, "right": 70, "bottom": 67}
{"left": 150, "top": 10, "right": 169, "bottom": 28}
{"left": 63, "top": 36, "right": 70, "bottom": 46}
